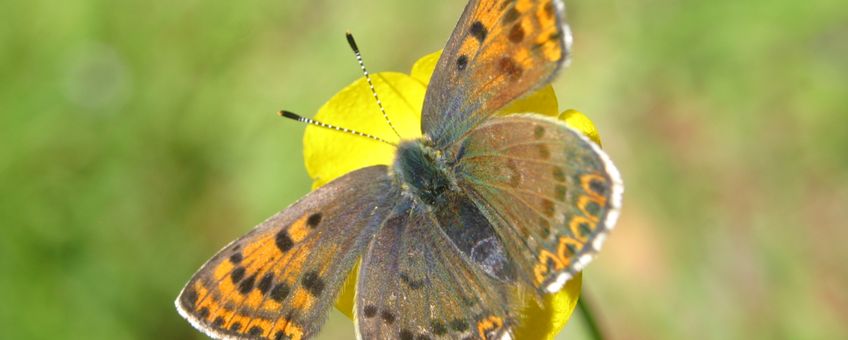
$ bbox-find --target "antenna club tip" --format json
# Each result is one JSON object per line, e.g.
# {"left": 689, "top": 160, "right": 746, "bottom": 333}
{"left": 345, "top": 32, "right": 359, "bottom": 53}
{"left": 278, "top": 110, "right": 302, "bottom": 120}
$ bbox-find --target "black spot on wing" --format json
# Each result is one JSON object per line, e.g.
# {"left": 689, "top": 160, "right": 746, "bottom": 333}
{"left": 230, "top": 322, "right": 242, "bottom": 331}
{"left": 238, "top": 274, "right": 256, "bottom": 294}
{"left": 307, "top": 213, "right": 322, "bottom": 228}
{"left": 469, "top": 21, "right": 488, "bottom": 42}
{"left": 497, "top": 57, "right": 522, "bottom": 81}
{"left": 276, "top": 230, "right": 294, "bottom": 252}
{"left": 248, "top": 325, "right": 263, "bottom": 336}
{"left": 509, "top": 23, "right": 525, "bottom": 43}
{"left": 590, "top": 178, "right": 609, "bottom": 196}
{"left": 457, "top": 55, "right": 469, "bottom": 71}
{"left": 229, "top": 252, "right": 242, "bottom": 264}
{"left": 381, "top": 310, "right": 396, "bottom": 324}
{"left": 198, "top": 306, "right": 209, "bottom": 319}
{"left": 212, "top": 316, "right": 224, "bottom": 327}
{"left": 301, "top": 271, "right": 325, "bottom": 296}
{"left": 270, "top": 283, "right": 290, "bottom": 302}
{"left": 258, "top": 273, "right": 274, "bottom": 294}
{"left": 230, "top": 266, "right": 245, "bottom": 284}
{"left": 363, "top": 304, "right": 378, "bottom": 318}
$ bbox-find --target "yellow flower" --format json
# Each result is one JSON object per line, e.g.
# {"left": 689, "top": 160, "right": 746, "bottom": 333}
{"left": 302, "top": 51, "right": 602, "bottom": 339}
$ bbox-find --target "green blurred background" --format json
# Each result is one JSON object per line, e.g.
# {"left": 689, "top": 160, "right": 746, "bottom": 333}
{"left": 2, "top": 0, "right": 846, "bottom": 339}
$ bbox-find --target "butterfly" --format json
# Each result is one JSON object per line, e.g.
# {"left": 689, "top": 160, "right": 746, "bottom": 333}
{"left": 176, "top": 0, "right": 623, "bottom": 339}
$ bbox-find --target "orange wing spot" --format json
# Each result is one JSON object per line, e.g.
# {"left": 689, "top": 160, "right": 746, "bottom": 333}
{"left": 534, "top": 0, "right": 557, "bottom": 27}
{"left": 458, "top": 38, "right": 481, "bottom": 61}
{"left": 515, "top": 0, "right": 534, "bottom": 12}
{"left": 568, "top": 215, "right": 596, "bottom": 242}
{"left": 580, "top": 173, "right": 609, "bottom": 199}
{"left": 261, "top": 295, "right": 283, "bottom": 311}
{"left": 288, "top": 214, "right": 312, "bottom": 243}
{"left": 243, "top": 288, "right": 266, "bottom": 309}
{"left": 290, "top": 288, "right": 314, "bottom": 310}
{"left": 539, "top": 37, "right": 562, "bottom": 62}
{"left": 556, "top": 236, "right": 583, "bottom": 265}
{"left": 192, "top": 282, "right": 210, "bottom": 303}
{"left": 533, "top": 249, "right": 564, "bottom": 284}
{"left": 243, "top": 233, "right": 274, "bottom": 256}
{"left": 513, "top": 45, "right": 533, "bottom": 69}
{"left": 213, "top": 259, "right": 234, "bottom": 281}
{"left": 577, "top": 195, "right": 604, "bottom": 222}
{"left": 278, "top": 239, "right": 313, "bottom": 279}
{"left": 477, "top": 315, "right": 505, "bottom": 339}
{"left": 216, "top": 274, "right": 246, "bottom": 305}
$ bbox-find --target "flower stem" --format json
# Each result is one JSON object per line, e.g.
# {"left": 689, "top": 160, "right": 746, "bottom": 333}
{"left": 578, "top": 293, "right": 605, "bottom": 340}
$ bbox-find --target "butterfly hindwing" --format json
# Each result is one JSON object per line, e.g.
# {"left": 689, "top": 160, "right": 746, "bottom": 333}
{"left": 422, "top": 0, "right": 572, "bottom": 147}
{"left": 355, "top": 197, "right": 516, "bottom": 339}
{"left": 452, "top": 115, "right": 623, "bottom": 293}
{"left": 176, "top": 166, "right": 399, "bottom": 340}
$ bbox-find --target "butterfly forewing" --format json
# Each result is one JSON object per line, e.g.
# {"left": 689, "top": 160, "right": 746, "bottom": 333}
{"left": 422, "top": 0, "right": 571, "bottom": 147}
{"left": 355, "top": 198, "right": 517, "bottom": 339}
{"left": 176, "top": 166, "right": 399, "bottom": 340}
{"left": 453, "top": 115, "right": 622, "bottom": 293}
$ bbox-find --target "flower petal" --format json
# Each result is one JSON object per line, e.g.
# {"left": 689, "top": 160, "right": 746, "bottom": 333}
{"left": 497, "top": 85, "right": 559, "bottom": 117}
{"left": 304, "top": 72, "right": 424, "bottom": 189}
{"left": 560, "top": 109, "right": 602, "bottom": 146}
{"left": 515, "top": 273, "right": 582, "bottom": 339}
{"left": 410, "top": 50, "right": 442, "bottom": 85}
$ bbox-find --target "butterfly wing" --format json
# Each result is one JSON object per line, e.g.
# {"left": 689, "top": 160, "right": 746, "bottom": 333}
{"left": 175, "top": 166, "right": 399, "bottom": 340}
{"left": 355, "top": 197, "right": 517, "bottom": 339}
{"left": 451, "top": 114, "right": 623, "bottom": 293}
{"left": 422, "top": 0, "right": 572, "bottom": 147}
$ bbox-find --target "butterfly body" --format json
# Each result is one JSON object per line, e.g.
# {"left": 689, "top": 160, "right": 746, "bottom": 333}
{"left": 393, "top": 139, "right": 516, "bottom": 282}
{"left": 177, "top": 1, "right": 623, "bottom": 339}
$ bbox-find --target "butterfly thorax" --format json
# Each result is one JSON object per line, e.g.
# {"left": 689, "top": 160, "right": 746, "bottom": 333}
{"left": 393, "top": 139, "right": 457, "bottom": 206}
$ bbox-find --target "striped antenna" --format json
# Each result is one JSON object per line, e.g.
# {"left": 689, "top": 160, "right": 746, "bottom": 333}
{"left": 278, "top": 110, "right": 397, "bottom": 147}
{"left": 345, "top": 32, "right": 402, "bottom": 139}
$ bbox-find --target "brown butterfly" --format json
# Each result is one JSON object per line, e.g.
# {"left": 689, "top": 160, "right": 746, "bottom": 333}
{"left": 176, "top": 0, "right": 622, "bottom": 339}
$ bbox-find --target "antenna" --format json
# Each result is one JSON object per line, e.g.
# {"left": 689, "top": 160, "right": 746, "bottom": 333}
{"left": 345, "top": 32, "right": 402, "bottom": 139}
{"left": 278, "top": 110, "right": 397, "bottom": 147}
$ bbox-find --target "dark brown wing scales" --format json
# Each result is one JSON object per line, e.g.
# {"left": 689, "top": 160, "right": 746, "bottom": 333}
{"left": 452, "top": 115, "right": 623, "bottom": 293}
{"left": 176, "top": 166, "right": 399, "bottom": 339}
{"left": 355, "top": 198, "right": 517, "bottom": 339}
{"left": 421, "top": 0, "right": 571, "bottom": 147}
